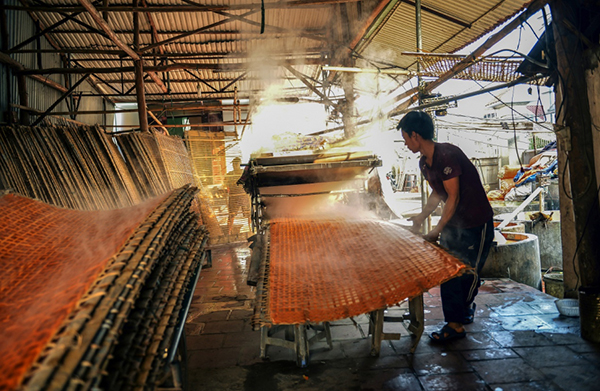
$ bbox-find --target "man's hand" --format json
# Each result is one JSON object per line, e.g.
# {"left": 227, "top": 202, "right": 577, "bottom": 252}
{"left": 423, "top": 230, "right": 440, "bottom": 243}
{"left": 408, "top": 215, "right": 424, "bottom": 234}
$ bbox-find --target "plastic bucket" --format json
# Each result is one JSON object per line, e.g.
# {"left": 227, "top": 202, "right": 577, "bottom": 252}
{"left": 579, "top": 286, "right": 600, "bottom": 343}
{"left": 542, "top": 270, "right": 564, "bottom": 299}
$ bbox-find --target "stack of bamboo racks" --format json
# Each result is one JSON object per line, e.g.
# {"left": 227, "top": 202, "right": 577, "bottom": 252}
{"left": 0, "top": 123, "right": 215, "bottom": 389}
{"left": 0, "top": 124, "right": 140, "bottom": 210}
{"left": 18, "top": 186, "right": 208, "bottom": 390}
{"left": 0, "top": 124, "right": 233, "bottom": 242}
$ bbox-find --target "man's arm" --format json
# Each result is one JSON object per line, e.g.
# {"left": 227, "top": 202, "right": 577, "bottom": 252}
{"left": 424, "top": 176, "right": 460, "bottom": 242}
{"left": 410, "top": 190, "right": 443, "bottom": 232}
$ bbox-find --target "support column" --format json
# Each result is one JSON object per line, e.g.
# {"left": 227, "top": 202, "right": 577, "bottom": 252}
{"left": 134, "top": 65, "right": 149, "bottom": 132}
{"left": 551, "top": 0, "right": 600, "bottom": 295}
{"left": 133, "top": 0, "right": 148, "bottom": 132}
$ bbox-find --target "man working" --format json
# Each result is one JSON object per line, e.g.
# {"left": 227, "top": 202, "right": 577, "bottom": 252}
{"left": 397, "top": 110, "right": 494, "bottom": 343}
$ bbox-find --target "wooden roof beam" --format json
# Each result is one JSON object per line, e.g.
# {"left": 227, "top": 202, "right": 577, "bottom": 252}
{"left": 141, "top": 0, "right": 162, "bottom": 55}
{"left": 46, "top": 28, "right": 326, "bottom": 36}
{"left": 10, "top": 48, "right": 327, "bottom": 60}
{"left": 284, "top": 65, "right": 338, "bottom": 108}
{"left": 2, "top": 1, "right": 362, "bottom": 13}
{"left": 8, "top": 9, "right": 85, "bottom": 52}
{"left": 89, "top": 77, "right": 298, "bottom": 84}
{"left": 19, "top": 58, "right": 326, "bottom": 75}
{"left": 391, "top": 0, "right": 548, "bottom": 115}
{"left": 348, "top": 0, "right": 394, "bottom": 51}
{"left": 77, "top": 0, "right": 167, "bottom": 92}
{"left": 139, "top": 10, "right": 258, "bottom": 53}
{"left": 10, "top": 0, "right": 114, "bottom": 103}
{"left": 211, "top": 8, "right": 327, "bottom": 41}
{"left": 0, "top": 51, "right": 69, "bottom": 93}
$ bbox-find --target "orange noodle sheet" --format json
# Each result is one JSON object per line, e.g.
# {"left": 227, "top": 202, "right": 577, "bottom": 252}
{"left": 267, "top": 218, "right": 466, "bottom": 324}
{"left": 0, "top": 192, "right": 169, "bottom": 390}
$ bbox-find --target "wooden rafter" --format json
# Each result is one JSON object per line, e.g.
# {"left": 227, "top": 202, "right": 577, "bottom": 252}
{"left": 284, "top": 65, "right": 337, "bottom": 108}
{"left": 139, "top": 10, "right": 259, "bottom": 53}
{"left": 220, "top": 72, "right": 247, "bottom": 92}
{"left": 8, "top": 10, "right": 85, "bottom": 52}
{"left": 18, "top": 58, "right": 325, "bottom": 75}
{"left": 84, "top": 77, "right": 301, "bottom": 84}
{"left": 210, "top": 8, "right": 327, "bottom": 41}
{"left": 9, "top": 49, "right": 326, "bottom": 60}
{"left": 77, "top": 0, "right": 167, "bottom": 92}
{"left": 391, "top": 0, "right": 548, "bottom": 114}
{"left": 2, "top": 1, "right": 363, "bottom": 13}
{"left": 41, "top": 28, "right": 326, "bottom": 36}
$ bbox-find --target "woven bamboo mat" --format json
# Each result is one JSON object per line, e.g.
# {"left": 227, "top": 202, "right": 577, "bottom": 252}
{"left": 261, "top": 218, "right": 466, "bottom": 325}
{"left": 0, "top": 192, "right": 168, "bottom": 391}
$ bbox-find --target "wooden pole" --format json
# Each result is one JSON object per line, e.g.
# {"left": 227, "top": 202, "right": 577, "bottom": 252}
{"left": 134, "top": 60, "right": 149, "bottom": 132}
{"left": 338, "top": 2, "right": 356, "bottom": 138}
{"left": 551, "top": 0, "right": 600, "bottom": 294}
{"left": 133, "top": 0, "right": 149, "bottom": 133}
{"left": 77, "top": 0, "right": 166, "bottom": 91}
{"left": 147, "top": 110, "right": 168, "bottom": 134}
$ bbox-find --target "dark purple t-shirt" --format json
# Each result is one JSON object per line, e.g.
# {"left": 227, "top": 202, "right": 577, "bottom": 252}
{"left": 420, "top": 143, "right": 493, "bottom": 228}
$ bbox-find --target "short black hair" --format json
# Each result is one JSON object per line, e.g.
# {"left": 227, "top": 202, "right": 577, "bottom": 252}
{"left": 396, "top": 110, "right": 434, "bottom": 140}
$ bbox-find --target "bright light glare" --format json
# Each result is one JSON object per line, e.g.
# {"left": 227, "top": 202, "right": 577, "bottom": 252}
{"left": 240, "top": 102, "right": 327, "bottom": 159}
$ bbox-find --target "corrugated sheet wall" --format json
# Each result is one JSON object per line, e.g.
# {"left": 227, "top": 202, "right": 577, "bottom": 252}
{"left": 1, "top": 1, "right": 112, "bottom": 125}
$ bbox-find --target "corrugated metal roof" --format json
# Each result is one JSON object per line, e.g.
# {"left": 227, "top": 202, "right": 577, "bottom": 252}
{"left": 11, "top": 0, "right": 535, "bottom": 105}
{"left": 356, "top": 0, "right": 535, "bottom": 70}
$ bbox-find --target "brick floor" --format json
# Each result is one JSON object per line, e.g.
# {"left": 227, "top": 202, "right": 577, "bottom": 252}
{"left": 185, "top": 242, "right": 600, "bottom": 391}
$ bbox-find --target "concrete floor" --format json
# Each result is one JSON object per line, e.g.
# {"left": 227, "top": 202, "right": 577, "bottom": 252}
{"left": 184, "top": 243, "right": 600, "bottom": 391}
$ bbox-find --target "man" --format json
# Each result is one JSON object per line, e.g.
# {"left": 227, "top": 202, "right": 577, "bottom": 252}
{"left": 397, "top": 110, "right": 494, "bottom": 343}
{"left": 226, "top": 157, "right": 251, "bottom": 235}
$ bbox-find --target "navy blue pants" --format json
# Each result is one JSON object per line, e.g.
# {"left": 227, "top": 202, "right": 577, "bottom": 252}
{"left": 439, "top": 219, "right": 494, "bottom": 324}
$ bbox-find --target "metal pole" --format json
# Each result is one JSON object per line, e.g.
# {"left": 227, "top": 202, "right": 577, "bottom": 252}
{"left": 414, "top": 0, "right": 430, "bottom": 233}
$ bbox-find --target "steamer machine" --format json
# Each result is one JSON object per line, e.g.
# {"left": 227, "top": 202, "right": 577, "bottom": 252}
{"left": 240, "top": 152, "right": 426, "bottom": 367}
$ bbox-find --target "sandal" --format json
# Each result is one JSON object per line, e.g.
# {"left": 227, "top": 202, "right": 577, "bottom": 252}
{"left": 429, "top": 324, "right": 466, "bottom": 343}
{"left": 463, "top": 303, "right": 476, "bottom": 325}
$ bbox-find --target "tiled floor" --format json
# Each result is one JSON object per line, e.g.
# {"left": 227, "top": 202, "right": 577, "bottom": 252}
{"left": 184, "top": 243, "right": 600, "bottom": 391}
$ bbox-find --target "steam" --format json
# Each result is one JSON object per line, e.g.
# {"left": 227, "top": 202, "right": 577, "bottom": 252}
{"left": 233, "top": 21, "right": 422, "bottom": 216}
{"left": 240, "top": 100, "right": 328, "bottom": 159}
{"left": 260, "top": 182, "right": 380, "bottom": 221}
